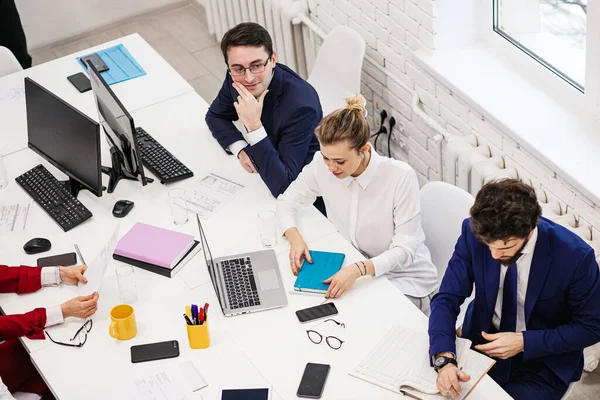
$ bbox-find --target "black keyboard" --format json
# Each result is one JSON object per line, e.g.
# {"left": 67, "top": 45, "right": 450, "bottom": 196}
{"left": 135, "top": 127, "right": 193, "bottom": 184}
{"left": 15, "top": 165, "right": 93, "bottom": 232}
{"left": 221, "top": 257, "right": 260, "bottom": 310}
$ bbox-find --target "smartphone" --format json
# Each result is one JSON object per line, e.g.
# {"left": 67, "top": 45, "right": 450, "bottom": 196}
{"left": 221, "top": 388, "right": 269, "bottom": 400}
{"left": 67, "top": 72, "right": 91, "bottom": 93}
{"left": 37, "top": 252, "right": 77, "bottom": 267}
{"left": 81, "top": 53, "right": 109, "bottom": 72}
{"left": 297, "top": 363, "right": 330, "bottom": 399}
{"left": 295, "top": 303, "right": 338, "bottom": 323}
{"left": 130, "top": 340, "right": 179, "bottom": 363}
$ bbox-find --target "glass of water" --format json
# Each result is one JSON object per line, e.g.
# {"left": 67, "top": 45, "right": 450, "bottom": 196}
{"left": 258, "top": 210, "right": 277, "bottom": 247}
{"left": 169, "top": 188, "right": 188, "bottom": 225}
{"left": 0, "top": 152, "right": 8, "bottom": 189}
{"left": 116, "top": 265, "right": 138, "bottom": 304}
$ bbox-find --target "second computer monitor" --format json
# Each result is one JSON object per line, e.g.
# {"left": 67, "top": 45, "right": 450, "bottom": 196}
{"left": 25, "top": 77, "right": 102, "bottom": 197}
{"left": 87, "top": 60, "right": 147, "bottom": 189}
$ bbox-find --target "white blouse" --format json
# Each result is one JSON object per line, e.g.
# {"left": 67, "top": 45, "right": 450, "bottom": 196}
{"left": 277, "top": 146, "right": 438, "bottom": 297}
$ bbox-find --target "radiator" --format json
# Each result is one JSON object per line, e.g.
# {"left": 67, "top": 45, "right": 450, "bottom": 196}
{"left": 204, "top": 0, "right": 312, "bottom": 77}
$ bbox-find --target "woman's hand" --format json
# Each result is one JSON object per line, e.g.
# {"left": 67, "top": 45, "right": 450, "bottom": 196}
{"left": 285, "top": 228, "right": 312, "bottom": 275}
{"left": 323, "top": 264, "right": 362, "bottom": 298}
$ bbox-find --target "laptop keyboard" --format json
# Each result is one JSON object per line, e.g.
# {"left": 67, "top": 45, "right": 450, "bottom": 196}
{"left": 222, "top": 257, "right": 261, "bottom": 310}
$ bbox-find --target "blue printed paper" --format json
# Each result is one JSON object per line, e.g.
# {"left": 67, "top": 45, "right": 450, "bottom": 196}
{"left": 77, "top": 44, "right": 146, "bottom": 85}
{"left": 294, "top": 250, "right": 346, "bottom": 293}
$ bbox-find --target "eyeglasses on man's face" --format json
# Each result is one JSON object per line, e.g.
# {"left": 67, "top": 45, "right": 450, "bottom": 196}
{"left": 46, "top": 319, "right": 93, "bottom": 348}
{"left": 305, "top": 319, "right": 346, "bottom": 350}
{"left": 228, "top": 57, "right": 271, "bottom": 76}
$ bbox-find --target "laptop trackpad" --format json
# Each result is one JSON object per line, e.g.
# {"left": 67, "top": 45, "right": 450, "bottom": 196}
{"left": 258, "top": 269, "right": 280, "bottom": 291}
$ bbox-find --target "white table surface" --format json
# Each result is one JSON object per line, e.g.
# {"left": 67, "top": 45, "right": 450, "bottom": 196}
{"left": 0, "top": 33, "right": 193, "bottom": 156}
{"left": 0, "top": 81, "right": 509, "bottom": 399}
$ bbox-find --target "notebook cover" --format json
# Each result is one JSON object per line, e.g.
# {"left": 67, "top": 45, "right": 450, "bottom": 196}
{"left": 113, "top": 222, "right": 194, "bottom": 268}
{"left": 113, "top": 240, "right": 200, "bottom": 278}
{"left": 77, "top": 44, "right": 146, "bottom": 85}
{"left": 294, "top": 250, "right": 345, "bottom": 293}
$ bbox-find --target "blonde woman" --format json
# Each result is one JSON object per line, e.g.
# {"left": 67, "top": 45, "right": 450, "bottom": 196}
{"left": 276, "top": 94, "right": 438, "bottom": 315}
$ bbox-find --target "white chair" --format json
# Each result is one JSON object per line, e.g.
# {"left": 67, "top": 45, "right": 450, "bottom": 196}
{"left": 0, "top": 46, "right": 23, "bottom": 78}
{"left": 420, "top": 181, "right": 475, "bottom": 328}
{"left": 308, "top": 26, "right": 365, "bottom": 116}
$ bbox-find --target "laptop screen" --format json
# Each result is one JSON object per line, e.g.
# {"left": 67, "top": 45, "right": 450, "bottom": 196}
{"left": 196, "top": 215, "right": 224, "bottom": 308}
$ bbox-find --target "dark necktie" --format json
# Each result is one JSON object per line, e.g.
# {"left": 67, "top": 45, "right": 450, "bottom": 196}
{"left": 499, "top": 260, "right": 518, "bottom": 333}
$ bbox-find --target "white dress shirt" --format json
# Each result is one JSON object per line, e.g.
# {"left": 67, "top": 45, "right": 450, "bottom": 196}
{"left": 40, "top": 267, "right": 65, "bottom": 326}
{"left": 492, "top": 228, "right": 538, "bottom": 333}
{"left": 277, "top": 146, "right": 438, "bottom": 297}
{"left": 228, "top": 126, "right": 268, "bottom": 157}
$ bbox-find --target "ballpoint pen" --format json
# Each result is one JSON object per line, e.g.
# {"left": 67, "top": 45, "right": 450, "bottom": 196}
{"left": 191, "top": 304, "right": 199, "bottom": 325}
{"left": 74, "top": 244, "right": 86, "bottom": 264}
{"left": 204, "top": 303, "right": 209, "bottom": 320}
{"left": 183, "top": 313, "right": 193, "bottom": 325}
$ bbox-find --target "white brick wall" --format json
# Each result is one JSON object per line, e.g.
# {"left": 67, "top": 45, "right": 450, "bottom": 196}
{"left": 308, "top": 0, "right": 600, "bottom": 247}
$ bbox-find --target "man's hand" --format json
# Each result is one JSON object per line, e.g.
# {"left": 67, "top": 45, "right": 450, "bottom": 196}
{"left": 323, "top": 264, "right": 361, "bottom": 298}
{"left": 60, "top": 265, "right": 88, "bottom": 284}
{"left": 238, "top": 150, "right": 257, "bottom": 173}
{"left": 436, "top": 364, "right": 471, "bottom": 399}
{"left": 232, "top": 82, "right": 268, "bottom": 132}
{"left": 474, "top": 331, "right": 524, "bottom": 359}
{"left": 61, "top": 292, "right": 99, "bottom": 319}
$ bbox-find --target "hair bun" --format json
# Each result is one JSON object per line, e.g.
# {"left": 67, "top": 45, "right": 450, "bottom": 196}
{"left": 344, "top": 93, "right": 367, "bottom": 117}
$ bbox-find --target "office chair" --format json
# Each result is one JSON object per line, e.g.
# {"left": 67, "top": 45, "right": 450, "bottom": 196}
{"left": 420, "top": 181, "right": 474, "bottom": 328}
{"left": 0, "top": 46, "right": 23, "bottom": 77}
{"left": 308, "top": 25, "right": 365, "bottom": 116}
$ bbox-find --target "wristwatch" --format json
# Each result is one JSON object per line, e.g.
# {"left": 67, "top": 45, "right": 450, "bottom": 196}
{"left": 433, "top": 356, "right": 458, "bottom": 372}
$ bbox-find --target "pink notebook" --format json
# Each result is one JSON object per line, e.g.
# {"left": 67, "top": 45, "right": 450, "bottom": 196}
{"left": 114, "top": 223, "right": 195, "bottom": 269}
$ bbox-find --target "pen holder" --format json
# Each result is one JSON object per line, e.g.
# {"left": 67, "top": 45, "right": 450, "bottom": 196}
{"left": 186, "top": 318, "right": 210, "bottom": 349}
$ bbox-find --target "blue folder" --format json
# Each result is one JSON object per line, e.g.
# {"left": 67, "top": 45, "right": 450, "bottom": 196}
{"left": 77, "top": 44, "right": 146, "bottom": 85}
{"left": 294, "top": 250, "right": 346, "bottom": 293}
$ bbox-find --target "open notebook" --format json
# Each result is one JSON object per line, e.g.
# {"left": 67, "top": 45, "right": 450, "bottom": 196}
{"left": 350, "top": 325, "right": 495, "bottom": 400}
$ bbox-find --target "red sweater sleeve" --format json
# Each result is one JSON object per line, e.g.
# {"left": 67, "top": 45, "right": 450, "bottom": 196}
{"left": 0, "top": 265, "right": 42, "bottom": 294}
{"left": 0, "top": 308, "right": 47, "bottom": 340}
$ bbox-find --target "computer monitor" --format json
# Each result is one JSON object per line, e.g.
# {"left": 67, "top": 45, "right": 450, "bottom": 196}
{"left": 24, "top": 77, "right": 102, "bottom": 197}
{"left": 86, "top": 60, "right": 149, "bottom": 192}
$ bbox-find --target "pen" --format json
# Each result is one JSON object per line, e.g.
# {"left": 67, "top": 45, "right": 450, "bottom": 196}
{"left": 74, "top": 244, "right": 86, "bottom": 264}
{"left": 183, "top": 314, "right": 193, "bottom": 325}
{"left": 204, "top": 303, "right": 209, "bottom": 320}
{"left": 185, "top": 305, "right": 192, "bottom": 318}
{"left": 191, "top": 304, "right": 199, "bottom": 325}
{"left": 199, "top": 308, "right": 205, "bottom": 325}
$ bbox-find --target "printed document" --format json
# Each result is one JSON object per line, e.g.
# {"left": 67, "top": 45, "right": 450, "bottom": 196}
{"left": 185, "top": 173, "right": 244, "bottom": 219}
{"left": 79, "top": 225, "right": 120, "bottom": 296}
{"left": 0, "top": 202, "right": 30, "bottom": 234}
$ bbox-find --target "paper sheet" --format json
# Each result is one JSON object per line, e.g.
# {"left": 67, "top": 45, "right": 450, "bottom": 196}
{"left": 185, "top": 173, "right": 244, "bottom": 219}
{"left": 0, "top": 202, "right": 31, "bottom": 234}
{"left": 79, "top": 225, "right": 120, "bottom": 296}
{"left": 122, "top": 361, "right": 207, "bottom": 400}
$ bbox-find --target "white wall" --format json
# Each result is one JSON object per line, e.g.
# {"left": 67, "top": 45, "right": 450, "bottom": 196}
{"left": 15, "top": 0, "right": 182, "bottom": 49}
{"left": 307, "top": 0, "right": 600, "bottom": 246}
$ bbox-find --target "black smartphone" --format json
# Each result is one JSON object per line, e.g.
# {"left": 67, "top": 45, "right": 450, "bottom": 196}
{"left": 130, "top": 340, "right": 179, "bottom": 363}
{"left": 297, "top": 363, "right": 330, "bottom": 399}
{"left": 295, "top": 303, "right": 338, "bottom": 323}
{"left": 81, "top": 53, "right": 109, "bottom": 72}
{"left": 37, "top": 252, "right": 77, "bottom": 267}
{"left": 67, "top": 72, "right": 91, "bottom": 93}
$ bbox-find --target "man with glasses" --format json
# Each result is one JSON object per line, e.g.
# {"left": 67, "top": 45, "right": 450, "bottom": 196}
{"left": 206, "top": 22, "right": 323, "bottom": 208}
{"left": 0, "top": 263, "right": 99, "bottom": 398}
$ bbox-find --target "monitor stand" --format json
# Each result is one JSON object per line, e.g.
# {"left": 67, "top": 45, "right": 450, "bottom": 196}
{"left": 56, "top": 178, "right": 85, "bottom": 198}
{"left": 101, "top": 147, "right": 153, "bottom": 193}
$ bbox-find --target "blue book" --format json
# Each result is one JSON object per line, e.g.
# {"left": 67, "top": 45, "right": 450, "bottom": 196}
{"left": 294, "top": 250, "right": 346, "bottom": 294}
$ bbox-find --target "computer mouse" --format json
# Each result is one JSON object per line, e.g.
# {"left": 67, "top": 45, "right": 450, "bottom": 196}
{"left": 112, "top": 200, "right": 134, "bottom": 218}
{"left": 23, "top": 238, "right": 52, "bottom": 255}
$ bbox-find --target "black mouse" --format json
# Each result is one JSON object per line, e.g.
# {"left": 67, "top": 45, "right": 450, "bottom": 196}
{"left": 112, "top": 200, "right": 134, "bottom": 218}
{"left": 23, "top": 238, "right": 52, "bottom": 255}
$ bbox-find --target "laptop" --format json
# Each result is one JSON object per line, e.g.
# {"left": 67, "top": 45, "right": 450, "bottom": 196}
{"left": 196, "top": 215, "right": 287, "bottom": 316}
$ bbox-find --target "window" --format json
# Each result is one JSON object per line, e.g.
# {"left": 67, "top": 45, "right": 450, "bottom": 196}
{"left": 494, "top": 0, "right": 587, "bottom": 91}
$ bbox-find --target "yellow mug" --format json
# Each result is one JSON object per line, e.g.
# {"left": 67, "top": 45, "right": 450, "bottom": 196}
{"left": 109, "top": 304, "right": 137, "bottom": 340}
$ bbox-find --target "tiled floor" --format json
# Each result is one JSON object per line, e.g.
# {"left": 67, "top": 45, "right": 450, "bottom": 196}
{"left": 27, "top": 3, "right": 600, "bottom": 399}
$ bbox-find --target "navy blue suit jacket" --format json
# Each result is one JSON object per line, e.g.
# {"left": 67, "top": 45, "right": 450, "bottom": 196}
{"left": 429, "top": 217, "right": 600, "bottom": 385}
{"left": 205, "top": 64, "right": 322, "bottom": 197}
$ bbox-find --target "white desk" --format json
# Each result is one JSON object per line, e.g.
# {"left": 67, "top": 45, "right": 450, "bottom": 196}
{"left": 0, "top": 57, "right": 510, "bottom": 400}
{"left": 0, "top": 33, "right": 193, "bottom": 156}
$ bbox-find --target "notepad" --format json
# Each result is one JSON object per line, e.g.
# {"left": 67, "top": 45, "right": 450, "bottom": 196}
{"left": 350, "top": 325, "right": 495, "bottom": 400}
{"left": 77, "top": 44, "right": 146, "bottom": 85}
{"left": 294, "top": 250, "right": 345, "bottom": 294}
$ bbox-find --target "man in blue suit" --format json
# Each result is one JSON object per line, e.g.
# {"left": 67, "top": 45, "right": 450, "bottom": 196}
{"left": 205, "top": 22, "right": 323, "bottom": 203}
{"left": 429, "top": 179, "right": 600, "bottom": 399}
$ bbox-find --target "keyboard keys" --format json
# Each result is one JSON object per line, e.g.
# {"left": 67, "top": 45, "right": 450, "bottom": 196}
{"left": 135, "top": 127, "right": 193, "bottom": 184}
{"left": 15, "top": 165, "right": 92, "bottom": 232}
{"left": 221, "top": 258, "right": 260, "bottom": 310}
